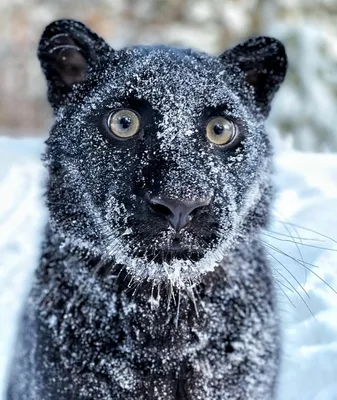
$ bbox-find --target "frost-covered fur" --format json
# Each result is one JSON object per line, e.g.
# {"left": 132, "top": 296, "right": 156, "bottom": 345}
{"left": 7, "top": 19, "right": 287, "bottom": 400}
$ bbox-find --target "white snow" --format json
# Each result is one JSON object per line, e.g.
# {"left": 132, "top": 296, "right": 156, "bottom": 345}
{"left": 0, "top": 137, "right": 336, "bottom": 399}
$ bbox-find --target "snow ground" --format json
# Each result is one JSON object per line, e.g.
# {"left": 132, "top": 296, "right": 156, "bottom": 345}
{"left": 0, "top": 137, "right": 336, "bottom": 399}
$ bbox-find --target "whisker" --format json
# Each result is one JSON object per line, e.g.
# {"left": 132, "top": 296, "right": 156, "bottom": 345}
{"left": 274, "top": 279, "right": 297, "bottom": 309}
{"left": 266, "top": 249, "right": 315, "bottom": 318}
{"left": 264, "top": 243, "right": 310, "bottom": 298}
{"left": 276, "top": 220, "right": 337, "bottom": 245}
{"left": 264, "top": 240, "right": 337, "bottom": 296}
{"left": 264, "top": 229, "right": 326, "bottom": 242}
{"left": 274, "top": 278, "right": 295, "bottom": 293}
{"left": 278, "top": 221, "right": 307, "bottom": 283}
{"left": 262, "top": 232, "right": 325, "bottom": 246}
{"left": 290, "top": 258, "right": 337, "bottom": 296}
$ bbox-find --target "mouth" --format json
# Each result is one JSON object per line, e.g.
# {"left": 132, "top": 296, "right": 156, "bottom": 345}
{"left": 123, "top": 224, "right": 220, "bottom": 267}
{"left": 109, "top": 228, "right": 223, "bottom": 286}
{"left": 133, "top": 241, "right": 204, "bottom": 263}
{"left": 162, "top": 248, "right": 203, "bottom": 262}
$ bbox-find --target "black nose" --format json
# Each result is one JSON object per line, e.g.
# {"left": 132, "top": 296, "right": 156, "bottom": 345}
{"left": 149, "top": 196, "right": 211, "bottom": 232}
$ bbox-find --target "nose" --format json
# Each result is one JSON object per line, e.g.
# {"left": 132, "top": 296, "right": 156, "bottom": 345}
{"left": 148, "top": 196, "right": 211, "bottom": 232}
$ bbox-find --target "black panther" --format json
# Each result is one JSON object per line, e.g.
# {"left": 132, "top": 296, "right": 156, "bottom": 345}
{"left": 7, "top": 19, "right": 287, "bottom": 399}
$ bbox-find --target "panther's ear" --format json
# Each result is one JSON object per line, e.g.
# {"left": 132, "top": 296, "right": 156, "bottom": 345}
{"left": 219, "top": 37, "right": 287, "bottom": 117}
{"left": 38, "top": 19, "right": 113, "bottom": 109}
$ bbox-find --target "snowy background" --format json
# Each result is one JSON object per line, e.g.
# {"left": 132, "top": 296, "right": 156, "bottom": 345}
{"left": 0, "top": 0, "right": 337, "bottom": 399}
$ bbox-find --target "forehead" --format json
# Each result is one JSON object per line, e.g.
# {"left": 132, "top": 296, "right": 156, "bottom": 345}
{"left": 119, "top": 46, "right": 223, "bottom": 80}
{"left": 101, "top": 46, "right": 241, "bottom": 111}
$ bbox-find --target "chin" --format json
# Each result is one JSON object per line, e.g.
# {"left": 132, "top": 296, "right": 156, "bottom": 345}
{"left": 106, "top": 235, "right": 225, "bottom": 289}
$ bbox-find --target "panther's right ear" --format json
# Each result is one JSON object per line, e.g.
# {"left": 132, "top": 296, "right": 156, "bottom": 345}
{"left": 219, "top": 37, "right": 287, "bottom": 118}
{"left": 38, "top": 19, "right": 113, "bottom": 109}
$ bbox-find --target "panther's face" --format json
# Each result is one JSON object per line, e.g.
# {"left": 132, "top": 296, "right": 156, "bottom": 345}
{"left": 40, "top": 20, "right": 287, "bottom": 287}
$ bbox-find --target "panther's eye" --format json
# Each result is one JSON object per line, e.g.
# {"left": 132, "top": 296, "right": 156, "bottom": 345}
{"left": 108, "top": 109, "right": 140, "bottom": 138}
{"left": 206, "top": 117, "right": 237, "bottom": 146}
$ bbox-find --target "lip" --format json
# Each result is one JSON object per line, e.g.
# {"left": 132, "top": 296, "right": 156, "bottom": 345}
{"left": 158, "top": 244, "right": 203, "bottom": 262}
{"left": 160, "top": 234, "right": 201, "bottom": 254}
{"left": 133, "top": 244, "right": 203, "bottom": 263}
{"left": 159, "top": 244, "right": 189, "bottom": 253}
{"left": 160, "top": 239, "right": 189, "bottom": 253}
{"left": 168, "top": 243, "right": 184, "bottom": 251}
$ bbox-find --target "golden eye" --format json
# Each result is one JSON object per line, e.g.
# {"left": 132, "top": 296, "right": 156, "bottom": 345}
{"left": 108, "top": 109, "right": 140, "bottom": 138}
{"left": 206, "top": 117, "right": 237, "bottom": 146}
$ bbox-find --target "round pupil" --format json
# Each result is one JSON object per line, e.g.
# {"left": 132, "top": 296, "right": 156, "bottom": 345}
{"left": 118, "top": 116, "right": 132, "bottom": 130}
{"left": 213, "top": 123, "right": 224, "bottom": 135}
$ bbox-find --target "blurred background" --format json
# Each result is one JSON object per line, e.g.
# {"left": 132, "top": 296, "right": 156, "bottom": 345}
{"left": 0, "top": 0, "right": 336, "bottom": 151}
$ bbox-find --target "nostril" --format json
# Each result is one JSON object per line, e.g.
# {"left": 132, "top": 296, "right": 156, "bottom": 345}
{"left": 189, "top": 207, "right": 201, "bottom": 218}
{"left": 188, "top": 201, "right": 211, "bottom": 218}
{"left": 149, "top": 202, "right": 172, "bottom": 217}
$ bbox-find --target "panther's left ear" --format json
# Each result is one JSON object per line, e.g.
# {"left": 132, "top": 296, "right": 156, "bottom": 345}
{"left": 219, "top": 37, "right": 287, "bottom": 117}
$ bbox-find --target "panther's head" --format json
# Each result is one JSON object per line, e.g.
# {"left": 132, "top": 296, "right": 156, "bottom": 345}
{"left": 40, "top": 19, "right": 287, "bottom": 287}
